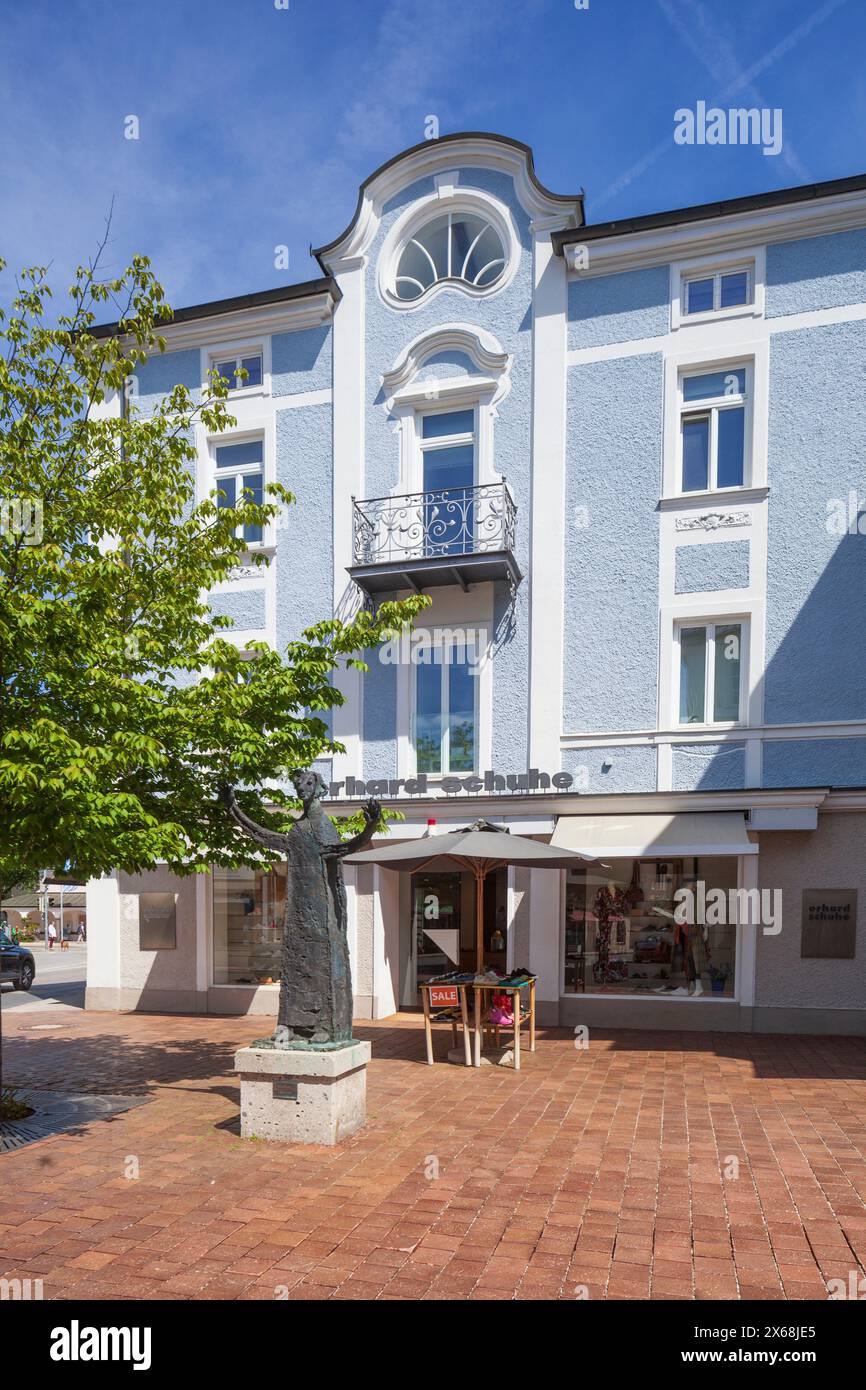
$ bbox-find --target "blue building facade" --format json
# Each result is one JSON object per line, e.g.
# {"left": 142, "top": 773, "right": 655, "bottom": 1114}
{"left": 87, "top": 135, "right": 866, "bottom": 1034}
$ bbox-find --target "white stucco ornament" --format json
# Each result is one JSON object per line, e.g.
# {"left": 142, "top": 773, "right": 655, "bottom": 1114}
{"left": 675, "top": 511, "right": 751, "bottom": 532}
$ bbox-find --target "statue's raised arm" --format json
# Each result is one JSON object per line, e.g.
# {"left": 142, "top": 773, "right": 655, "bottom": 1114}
{"left": 219, "top": 785, "right": 294, "bottom": 854}
{"left": 321, "top": 798, "right": 381, "bottom": 859}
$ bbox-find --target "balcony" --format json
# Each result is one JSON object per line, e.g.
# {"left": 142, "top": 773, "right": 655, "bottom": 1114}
{"left": 349, "top": 480, "right": 521, "bottom": 595}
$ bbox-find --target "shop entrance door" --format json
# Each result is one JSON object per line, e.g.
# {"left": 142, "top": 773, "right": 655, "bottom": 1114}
{"left": 411, "top": 871, "right": 463, "bottom": 994}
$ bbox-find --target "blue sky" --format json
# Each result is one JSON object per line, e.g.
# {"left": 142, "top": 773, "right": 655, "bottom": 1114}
{"left": 1, "top": 0, "right": 863, "bottom": 315}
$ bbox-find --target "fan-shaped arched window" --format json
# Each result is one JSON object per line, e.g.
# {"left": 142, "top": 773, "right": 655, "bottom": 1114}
{"left": 394, "top": 212, "right": 506, "bottom": 302}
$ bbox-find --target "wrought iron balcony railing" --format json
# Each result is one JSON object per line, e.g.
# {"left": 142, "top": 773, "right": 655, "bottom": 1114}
{"left": 353, "top": 480, "right": 517, "bottom": 565}
{"left": 349, "top": 480, "right": 521, "bottom": 594}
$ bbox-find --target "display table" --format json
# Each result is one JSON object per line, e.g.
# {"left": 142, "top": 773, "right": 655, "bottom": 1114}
{"left": 420, "top": 975, "right": 537, "bottom": 1070}
{"left": 419, "top": 981, "right": 473, "bottom": 1066}
{"left": 472, "top": 979, "right": 536, "bottom": 1070}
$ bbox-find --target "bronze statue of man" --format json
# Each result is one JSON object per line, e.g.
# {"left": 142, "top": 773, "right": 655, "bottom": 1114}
{"left": 221, "top": 770, "right": 380, "bottom": 1045}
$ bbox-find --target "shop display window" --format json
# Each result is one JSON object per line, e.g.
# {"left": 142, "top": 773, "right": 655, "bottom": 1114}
{"left": 212, "top": 865, "right": 286, "bottom": 986}
{"left": 563, "top": 856, "right": 738, "bottom": 998}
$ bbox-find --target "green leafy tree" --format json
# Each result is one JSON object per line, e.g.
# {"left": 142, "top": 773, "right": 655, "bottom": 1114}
{"left": 0, "top": 868, "right": 37, "bottom": 903}
{"left": 0, "top": 243, "right": 428, "bottom": 885}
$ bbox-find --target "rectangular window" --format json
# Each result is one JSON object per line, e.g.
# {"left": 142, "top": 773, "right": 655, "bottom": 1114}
{"left": 683, "top": 267, "right": 752, "bottom": 316}
{"left": 212, "top": 865, "right": 285, "bottom": 985}
{"left": 413, "top": 632, "right": 478, "bottom": 774}
{"left": 213, "top": 353, "right": 263, "bottom": 391}
{"left": 677, "top": 622, "right": 744, "bottom": 725}
{"left": 679, "top": 366, "right": 749, "bottom": 493}
{"left": 563, "top": 856, "right": 738, "bottom": 997}
{"left": 214, "top": 438, "right": 265, "bottom": 545}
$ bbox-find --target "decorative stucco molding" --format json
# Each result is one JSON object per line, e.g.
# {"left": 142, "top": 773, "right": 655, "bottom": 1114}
{"left": 226, "top": 565, "right": 265, "bottom": 581}
{"left": 381, "top": 324, "right": 513, "bottom": 493}
{"left": 313, "top": 133, "right": 584, "bottom": 268}
{"left": 675, "top": 510, "right": 751, "bottom": 532}
{"left": 381, "top": 323, "right": 511, "bottom": 398}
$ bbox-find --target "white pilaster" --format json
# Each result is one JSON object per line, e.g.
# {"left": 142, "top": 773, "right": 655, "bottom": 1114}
{"left": 196, "top": 873, "right": 211, "bottom": 996}
{"left": 372, "top": 865, "right": 399, "bottom": 1017}
{"left": 330, "top": 256, "right": 366, "bottom": 782}
{"left": 528, "top": 866, "right": 563, "bottom": 1004}
{"left": 736, "top": 849, "right": 759, "bottom": 1007}
{"left": 84, "top": 873, "right": 121, "bottom": 1004}
{"left": 528, "top": 227, "right": 568, "bottom": 769}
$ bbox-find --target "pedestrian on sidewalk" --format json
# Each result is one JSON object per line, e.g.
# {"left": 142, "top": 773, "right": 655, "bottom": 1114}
{"left": 47, "top": 920, "right": 56, "bottom": 950}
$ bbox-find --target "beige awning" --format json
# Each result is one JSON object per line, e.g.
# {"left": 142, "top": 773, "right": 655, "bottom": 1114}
{"left": 551, "top": 812, "right": 757, "bottom": 858}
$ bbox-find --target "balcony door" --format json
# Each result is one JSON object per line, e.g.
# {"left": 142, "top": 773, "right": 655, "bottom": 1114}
{"left": 420, "top": 408, "right": 476, "bottom": 556}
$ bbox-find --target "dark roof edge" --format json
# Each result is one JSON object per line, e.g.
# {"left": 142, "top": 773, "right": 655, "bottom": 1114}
{"left": 312, "top": 131, "right": 585, "bottom": 268}
{"left": 551, "top": 171, "right": 866, "bottom": 254}
{"left": 90, "top": 276, "right": 341, "bottom": 339}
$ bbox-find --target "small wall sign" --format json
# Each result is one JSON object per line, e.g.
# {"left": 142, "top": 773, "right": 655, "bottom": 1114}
{"left": 139, "top": 893, "right": 177, "bottom": 951}
{"left": 801, "top": 889, "right": 857, "bottom": 959}
{"left": 273, "top": 1079, "right": 298, "bottom": 1102}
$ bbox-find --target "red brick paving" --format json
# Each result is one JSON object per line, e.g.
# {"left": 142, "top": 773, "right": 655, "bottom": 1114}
{"left": 2, "top": 1006, "right": 866, "bottom": 1300}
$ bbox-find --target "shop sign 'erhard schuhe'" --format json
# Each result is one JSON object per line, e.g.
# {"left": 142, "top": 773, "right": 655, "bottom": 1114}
{"left": 326, "top": 769, "right": 578, "bottom": 800}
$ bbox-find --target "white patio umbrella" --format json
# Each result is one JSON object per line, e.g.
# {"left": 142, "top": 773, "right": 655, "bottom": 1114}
{"left": 345, "top": 820, "right": 597, "bottom": 972}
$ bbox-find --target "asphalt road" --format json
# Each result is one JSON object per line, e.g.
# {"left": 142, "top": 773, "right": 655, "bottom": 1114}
{"left": 1, "top": 941, "right": 87, "bottom": 1012}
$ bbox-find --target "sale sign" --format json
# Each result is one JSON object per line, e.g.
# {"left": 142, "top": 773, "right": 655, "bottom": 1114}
{"left": 429, "top": 985, "right": 459, "bottom": 1008}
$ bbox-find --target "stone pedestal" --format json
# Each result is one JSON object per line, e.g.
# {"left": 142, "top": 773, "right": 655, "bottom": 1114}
{"left": 234, "top": 1040, "right": 371, "bottom": 1146}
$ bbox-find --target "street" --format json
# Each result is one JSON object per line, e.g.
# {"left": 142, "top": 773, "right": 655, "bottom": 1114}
{"left": 1, "top": 941, "right": 86, "bottom": 1012}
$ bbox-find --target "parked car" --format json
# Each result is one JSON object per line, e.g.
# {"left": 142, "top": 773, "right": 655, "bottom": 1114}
{"left": 0, "top": 931, "right": 36, "bottom": 990}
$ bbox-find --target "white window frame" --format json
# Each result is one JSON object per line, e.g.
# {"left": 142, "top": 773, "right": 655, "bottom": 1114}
{"left": 213, "top": 351, "right": 264, "bottom": 395}
{"left": 203, "top": 338, "right": 270, "bottom": 401}
{"left": 208, "top": 427, "right": 274, "bottom": 551}
{"left": 674, "top": 618, "right": 749, "bottom": 729}
{"left": 677, "top": 361, "right": 752, "bottom": 495}
{"left": 378, "top": 188, "right": 520, "bottom": 312}
{"left": 408, "top": 627, "right": 485, "bottom": 777}
{"left": 389, "top": 383, "right": 502, "bottom": 499}
{"left": 417, "top": 404, "right": 478, "bottom": 491}
{"left": 683, "top": 266, "right": 752, "bottom": 318}
{"left": 382, "top": 325, "right": 512, "bottom": 498}
{"left": 394, "top": 210, "right": 506, "bottom": 304}
{"left": 670, "top": 246, "right": 765, "bottom": 331}
{"left": 662, "top": 341, "right": 769, "bottom": 500}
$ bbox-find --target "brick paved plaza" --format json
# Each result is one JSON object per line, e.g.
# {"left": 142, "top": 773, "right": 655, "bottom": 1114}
{"left": 2, "top": 1007, "right": 866, "bottom": 1301}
